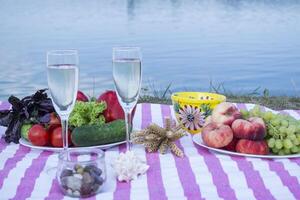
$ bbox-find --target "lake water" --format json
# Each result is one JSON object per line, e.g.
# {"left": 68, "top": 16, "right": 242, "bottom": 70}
{"left": 0, "top": 0, "right": 300, "bottom": 99}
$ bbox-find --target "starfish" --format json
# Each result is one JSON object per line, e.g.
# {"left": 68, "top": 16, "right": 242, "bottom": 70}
{"left": 132, "top": 117, "right": 186, "bottom": 157}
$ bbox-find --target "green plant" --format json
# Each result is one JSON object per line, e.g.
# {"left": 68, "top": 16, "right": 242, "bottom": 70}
{"left": 139, "top": 81, "right": 300, "bottom": 110}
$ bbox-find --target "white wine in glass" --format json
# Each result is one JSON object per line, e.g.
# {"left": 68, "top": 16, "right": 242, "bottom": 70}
{"left": 47, "top": 50, "right": 79, "bottom": 152}
{"left": 113, "top": 47, "right": 142, "bottom": 151}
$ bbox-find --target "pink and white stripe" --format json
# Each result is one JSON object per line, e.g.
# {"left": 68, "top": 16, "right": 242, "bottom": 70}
{"left": 0, "top": 102, "right": 299, "bottom": 200}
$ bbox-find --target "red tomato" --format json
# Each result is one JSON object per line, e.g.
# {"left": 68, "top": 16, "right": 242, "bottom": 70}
{"left": 47, "top": 124, "right": 60, "bottom": 135}
{"left": 28, "top": 124, "right": 49, "bottom": 146}
{"left": 50, "top": 126, "right": 72, "bottom": 147}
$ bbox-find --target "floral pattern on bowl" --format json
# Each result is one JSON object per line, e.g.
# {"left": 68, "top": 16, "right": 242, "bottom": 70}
{"left": 178, "top": 105, "right": 206, "bottom": 131}
{"left": 171, "top": 92, "right": 226, "bottom": 134}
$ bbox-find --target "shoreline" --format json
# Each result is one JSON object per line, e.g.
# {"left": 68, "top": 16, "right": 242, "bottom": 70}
{"left": 139, "top": 95, "right": 300, "bottom": 110}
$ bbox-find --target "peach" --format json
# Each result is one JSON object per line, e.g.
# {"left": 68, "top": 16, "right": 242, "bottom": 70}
{"left": 201, "top": 123, "right": 233, "bottom": 148}
{"left": 203, "top": 115, "right": 212, "bottom": 127}
{"left": 222, "top": 137, "right": 238, "bottom": 152}
{"left": 236, "top": 139, "right": 269, "bottom": 155}
{"left": 231, "top": 117, "right": 266, "bottom": 140}
{"left": 211, "top": 102, "right": 241, "bottom": 126}
{"left": 248, "top": 117, "right": 266, "bottom": 139}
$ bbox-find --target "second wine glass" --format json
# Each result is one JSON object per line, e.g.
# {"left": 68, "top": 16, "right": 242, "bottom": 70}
{"left": 112, "top": 47, "right": 142, "bottom": 151}
{"left": 47, "top": 50, "right": 79, "bottom": 152}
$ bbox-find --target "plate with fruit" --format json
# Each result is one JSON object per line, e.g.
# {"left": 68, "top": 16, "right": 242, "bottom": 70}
{"left": 0, "top": 90, "right": 131, "bottom": 151}
{"left": 193, "top": 102, "right": 300, "bottom": 158}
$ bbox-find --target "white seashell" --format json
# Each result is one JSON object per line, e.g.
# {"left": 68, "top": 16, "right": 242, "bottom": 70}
{"left": 113, "top": 151, "right": 149, "bottom": 182}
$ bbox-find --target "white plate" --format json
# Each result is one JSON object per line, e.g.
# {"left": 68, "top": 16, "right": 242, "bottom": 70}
{"left": 19, "top": 138, "right": 126, "bottom": 152}
{"left": 193, "top": 134, "right": 300, "bottom": 159}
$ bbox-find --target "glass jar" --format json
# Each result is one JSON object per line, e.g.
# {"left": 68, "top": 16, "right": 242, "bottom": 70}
{"left": 57, "top": 148, "right": 106, "bottom": 198}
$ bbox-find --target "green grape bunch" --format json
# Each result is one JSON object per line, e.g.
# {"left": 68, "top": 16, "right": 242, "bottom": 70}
{"left": 240, "top": 105, "right": 300, "bottom": 155}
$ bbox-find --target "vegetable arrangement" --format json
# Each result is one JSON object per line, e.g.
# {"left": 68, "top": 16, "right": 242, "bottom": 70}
{"left": 0, "top": 89, "right": 54, "bottom": 143}
{"left": 0, "top": 89, "right": 128, "bottom": 148}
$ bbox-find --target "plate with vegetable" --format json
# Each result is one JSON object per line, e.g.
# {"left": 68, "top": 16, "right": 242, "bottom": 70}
{"left": 18, "top": 119, "right": 127, "bottom": 151}
{"left": 193, "top": 102, "right": 300, "bottom": 158}
{"left": 19, "top": 138, "right": 126, "bottom": 152}
{"left": 0, "top": 90, "right": 130, "bottom": 151}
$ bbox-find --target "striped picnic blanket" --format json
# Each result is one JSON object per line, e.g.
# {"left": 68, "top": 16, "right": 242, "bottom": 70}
{"left": 0, "top": 102, "right": 299, "bottom": 200}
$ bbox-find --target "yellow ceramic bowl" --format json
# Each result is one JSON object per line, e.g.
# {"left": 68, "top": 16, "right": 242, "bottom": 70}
{"left": 171, "top": 92, "right": 226, "bottom": 134}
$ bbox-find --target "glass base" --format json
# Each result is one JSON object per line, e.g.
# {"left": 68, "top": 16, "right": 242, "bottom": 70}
{"left": 45, "top": 165, "right": 57, "bottom": 177}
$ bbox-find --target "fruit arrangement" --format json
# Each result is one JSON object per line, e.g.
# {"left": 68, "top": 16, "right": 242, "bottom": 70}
{"left": 201, "top": 102, "right": 300, "bottom": 156}
{"left": 0, "top": 89, "right": 128, "bottom": 148}
{"left": 241, "top": 106, "right": 300, "bottom": 155}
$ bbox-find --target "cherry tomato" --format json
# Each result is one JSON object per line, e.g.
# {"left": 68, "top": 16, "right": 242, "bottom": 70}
{"left": 28, "top": 124, "right": 49, "bottom": 146}
{"left": 50, "top": 126, "right": 72, "bottom": 147}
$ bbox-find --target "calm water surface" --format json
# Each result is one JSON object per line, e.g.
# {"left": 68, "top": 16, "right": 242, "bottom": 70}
{"left": 0, "top": 0, "right": 300, "bottom": 99}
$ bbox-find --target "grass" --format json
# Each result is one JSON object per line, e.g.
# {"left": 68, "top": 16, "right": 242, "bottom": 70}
{"left": 138, "top": 83, "right": 300, "bottom": 110}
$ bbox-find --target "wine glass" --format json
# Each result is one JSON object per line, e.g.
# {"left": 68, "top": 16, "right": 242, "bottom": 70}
{"left": 112, "top": 47, "right": 142, "bottom": 151}
{"left": 47, "top": 50, "right": 79, "bottom": 152}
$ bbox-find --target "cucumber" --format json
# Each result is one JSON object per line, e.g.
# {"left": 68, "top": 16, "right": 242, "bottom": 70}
{"left": 21, "top": 124, "right": 33, "bottom": 141}
{"left": 71, "top": 119, "right": 126, "bottom": 147}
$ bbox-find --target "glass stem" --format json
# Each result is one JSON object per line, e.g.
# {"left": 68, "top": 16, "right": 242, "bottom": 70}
{"left": 61, "top": 118, "right": 69, "bottom": 152}
{"left": 124, "top": 109, "right": 132, "bottom": 151}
